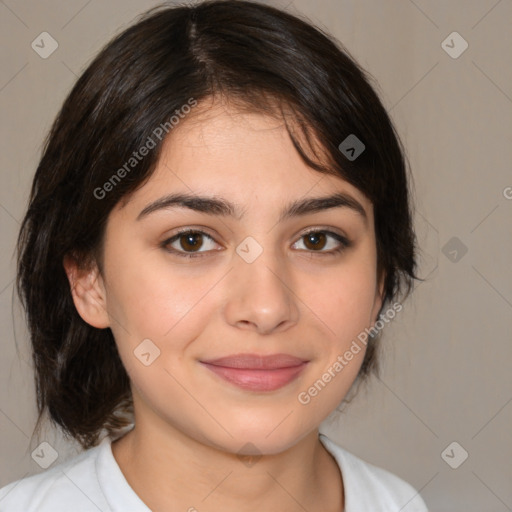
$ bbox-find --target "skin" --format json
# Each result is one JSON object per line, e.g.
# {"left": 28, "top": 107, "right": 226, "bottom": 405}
{"left": 64, "top": 98, "right": 385, "bottom": 512}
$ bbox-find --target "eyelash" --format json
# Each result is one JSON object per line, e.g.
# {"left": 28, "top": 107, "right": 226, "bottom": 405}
{"left": 161, "top": 228, "right": 352, "bottom": 259}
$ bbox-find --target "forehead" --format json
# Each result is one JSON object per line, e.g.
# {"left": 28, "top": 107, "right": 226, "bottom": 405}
{"left": 117, "top": 100, "right": 372, "bottom": 221}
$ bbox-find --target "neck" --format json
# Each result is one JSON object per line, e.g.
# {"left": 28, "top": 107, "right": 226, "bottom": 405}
{"left": 112, "top": 414, "right": 344, "bottom": 512}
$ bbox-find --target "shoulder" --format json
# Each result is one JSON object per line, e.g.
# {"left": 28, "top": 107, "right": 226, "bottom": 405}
{"left": 319, "top": 434, "right": 429, "bottom": 511}
{"left": 0, "top": 441, "right": 110, "bottom": 512}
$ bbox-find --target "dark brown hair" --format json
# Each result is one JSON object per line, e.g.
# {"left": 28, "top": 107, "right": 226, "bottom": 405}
{"left": 16, "top": 0, "right": 422, "bottom": 450}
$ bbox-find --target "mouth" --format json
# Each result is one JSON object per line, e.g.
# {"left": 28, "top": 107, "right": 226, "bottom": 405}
{"left": 200, "top": 353, "right": 309, "bottom": 392}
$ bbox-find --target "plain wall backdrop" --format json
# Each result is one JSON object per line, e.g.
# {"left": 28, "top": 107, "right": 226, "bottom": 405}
{"left": 1, "top": 1, "right": 511, "bottom": 510}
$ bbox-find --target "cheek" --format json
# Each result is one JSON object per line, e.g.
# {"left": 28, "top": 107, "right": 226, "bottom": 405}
{"left": 104, "top": 250, "right": 216, "bottom": 350}
{"left": 104, "top": 261, "right": 216, "bottom": 407}
{"left": 302, "top": 262, "right": 378, "bottom": 344}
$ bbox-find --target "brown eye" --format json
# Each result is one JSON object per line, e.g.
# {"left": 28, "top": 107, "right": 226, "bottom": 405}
{"left": 162, "top": 230, "right": 219, "bottom": 258}
{"left": 162, "top": 228, "right": 350, "bottom": 260}
{"left": 292, "top": 229, "right": 351, "bottom": 256}
{"left": 179, "top": 232, "right": 204, "bottom": 252}
{"left": 302, "top": 232, "right": 327, "bottom": 251}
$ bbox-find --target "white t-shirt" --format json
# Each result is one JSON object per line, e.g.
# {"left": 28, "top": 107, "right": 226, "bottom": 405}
{"left": 0, "top": 432, "right": 428, "bottom": 511}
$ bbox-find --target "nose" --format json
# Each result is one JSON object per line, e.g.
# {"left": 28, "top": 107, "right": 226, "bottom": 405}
{"left": 222, "top": 244, "right": 300, "bottom": 335}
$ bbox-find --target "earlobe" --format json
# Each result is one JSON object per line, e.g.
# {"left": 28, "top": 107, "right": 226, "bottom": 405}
{"left": 63, "top": 254, "right": 110, "bottom": 329}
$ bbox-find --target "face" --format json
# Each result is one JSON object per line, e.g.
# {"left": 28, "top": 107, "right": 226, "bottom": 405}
{"left": 75, "top": 100, "right": 384, "bottom": 455}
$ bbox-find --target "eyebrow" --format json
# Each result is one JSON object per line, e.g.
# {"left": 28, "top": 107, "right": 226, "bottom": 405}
{"left": 136, "top": 191, "right": 368, "bottom": 225}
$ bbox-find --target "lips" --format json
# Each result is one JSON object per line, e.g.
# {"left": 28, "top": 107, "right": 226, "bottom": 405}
{"left": 200, "top": 353, "right": 309, "bottom": 392}
{"left": 203, "top": 353, "right": 307, "bottom": 369}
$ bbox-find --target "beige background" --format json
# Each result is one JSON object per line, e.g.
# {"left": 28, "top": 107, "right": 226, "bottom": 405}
{"left": 1, "top": 0, "right": 511, "bottom": 510}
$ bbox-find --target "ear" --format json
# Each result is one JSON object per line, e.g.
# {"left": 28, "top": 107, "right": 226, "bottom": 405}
{"left": 369, "top": 269, "right": 386, "bottom": 326}
{"left": 63, "top": 253, "right": 110, "bottom": 329}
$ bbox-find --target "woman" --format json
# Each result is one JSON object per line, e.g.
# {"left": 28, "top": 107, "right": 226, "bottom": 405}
{"left": 0, "top": 1, "right": 427, "bottom": 510}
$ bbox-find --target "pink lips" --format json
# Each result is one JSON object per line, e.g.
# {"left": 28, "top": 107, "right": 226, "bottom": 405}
{"left": 200, "top": 353, "right": 308, "bottom": 392}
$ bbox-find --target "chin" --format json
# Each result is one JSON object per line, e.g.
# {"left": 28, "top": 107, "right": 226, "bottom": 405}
{"left": 204, "top": 417, "right": 315, "bottom": 457}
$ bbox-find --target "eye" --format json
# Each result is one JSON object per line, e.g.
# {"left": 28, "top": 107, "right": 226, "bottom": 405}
{"left": 161, "top": 228, "right": 351, "bottom": 259}
{"left": 292, "top": 229, "right": 351, "bottom": 255}
{"left": 162, "top": 229, "right": 220, "bottom": 258}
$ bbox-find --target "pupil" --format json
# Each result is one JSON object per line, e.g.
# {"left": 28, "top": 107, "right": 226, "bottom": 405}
{"left": 306, "top": 232, "right": 325, "bottom": 250}
{"left": 182, "top": 233, "right": 202, "bottom": 251}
